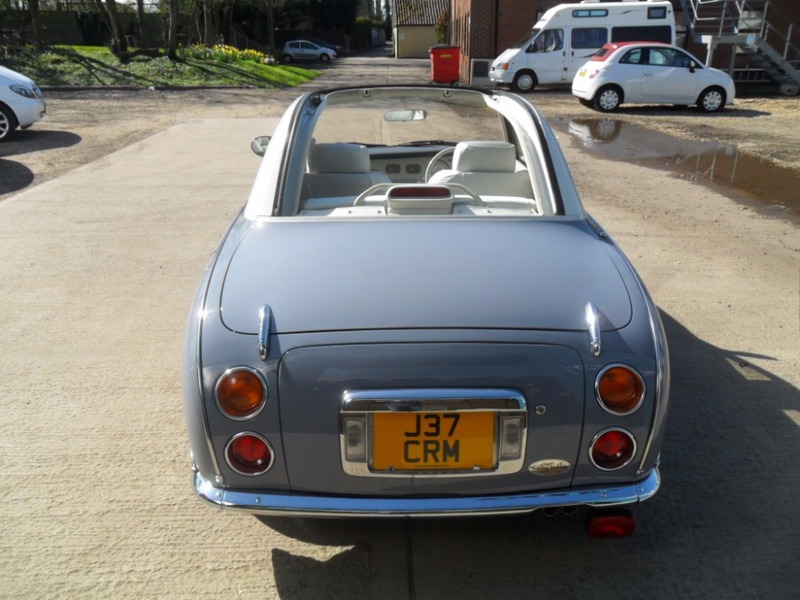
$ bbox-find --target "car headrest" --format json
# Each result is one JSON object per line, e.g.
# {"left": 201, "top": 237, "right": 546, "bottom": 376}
{"left": 452, "top": 141, "right": 517, "bottom": 173}
{"left": 308, "top": 143, "right": 371, "bottom": 174}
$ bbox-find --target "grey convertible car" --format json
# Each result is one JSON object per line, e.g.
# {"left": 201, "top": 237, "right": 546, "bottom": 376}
{"left": 183, "top": 85, "right": 670, "bottom": 537}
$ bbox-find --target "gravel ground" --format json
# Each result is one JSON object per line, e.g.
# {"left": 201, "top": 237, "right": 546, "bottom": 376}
{"left": 1, "top": 85, "right": 799, "bottom": 204}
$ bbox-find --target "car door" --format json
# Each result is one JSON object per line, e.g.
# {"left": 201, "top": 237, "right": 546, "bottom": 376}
{"left": 525, "top": 29, "right": 566, "bottom": 84}
{"left": 615, "top": 47, "right": 646, "bottom": 103}
{"left": 641, "top": 47, "right": 698, "bottom": 103}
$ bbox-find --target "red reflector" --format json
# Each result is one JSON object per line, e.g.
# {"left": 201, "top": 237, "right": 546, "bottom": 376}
{"left": 585, "top": 508, "right": 637, "bottom": 538}
{"left": 226, "top": 433, "right": 273, "bottom": 475}
{"left": 388, "top": 185, "right": 451, "bottom": 198}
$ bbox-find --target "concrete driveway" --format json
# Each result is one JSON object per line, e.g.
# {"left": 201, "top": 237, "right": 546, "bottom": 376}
{"left": 1, "top": 46, "right": 798, "bottom": 599}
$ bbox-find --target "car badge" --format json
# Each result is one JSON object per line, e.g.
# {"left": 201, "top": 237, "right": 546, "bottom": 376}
{"left": 529, "top": 459, "right": 571, "bottom": 476}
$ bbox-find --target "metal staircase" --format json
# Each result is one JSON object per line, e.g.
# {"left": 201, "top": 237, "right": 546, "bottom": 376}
{"left": 678, "top": 0, "right": 800, "bottom": 94}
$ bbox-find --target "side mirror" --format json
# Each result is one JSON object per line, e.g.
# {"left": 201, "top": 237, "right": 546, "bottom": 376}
{"left": 251, "top": 135, "right": 271, "bottom": 157}
{"left": 689, "top": 61, "right": 697, "bottom": 73}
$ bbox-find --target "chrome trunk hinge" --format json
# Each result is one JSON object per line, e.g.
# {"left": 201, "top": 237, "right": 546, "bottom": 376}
{"left": 258, "top": 304, "right": 272, "bottom": 361}
{"left": 585, "top": 302, "right": 602, "bottom": 357}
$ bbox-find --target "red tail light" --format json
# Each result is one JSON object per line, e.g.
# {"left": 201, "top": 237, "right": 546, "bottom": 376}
{"left": 226, "top": 433, "right": 274, "bottom": 475}
{"left": 585, "top": 508, "right": 637, "bottom": 538}
{"left": 590, "top": 428, "right": 636, "bottom": 470}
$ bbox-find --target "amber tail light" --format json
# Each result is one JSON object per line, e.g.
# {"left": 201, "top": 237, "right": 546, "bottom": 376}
{"left": 596, "top": 365, "right": 645, "bottom": 415}
{"left": 216, "top": 367, "right": 267, "bottom": 419}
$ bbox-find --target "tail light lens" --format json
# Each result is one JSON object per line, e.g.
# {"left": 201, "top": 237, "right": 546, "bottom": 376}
{"left": 226, "top": 433, "right": 274, "bottom": 475}
{"left": 596, "top": 365, "right": 645, "bottom": 415}
{"left": 216, "top": 367, "right": 267, "bottom": 419}
{"left": 590, "top": 428, "right": 636, "bottom": 470}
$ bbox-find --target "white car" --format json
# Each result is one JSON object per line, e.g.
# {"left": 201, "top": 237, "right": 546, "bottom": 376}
{"left": 0, "top": 65, "right": 46, "bottom": 142}
{"left": 572, "top": 42, "right": 735, "bottom": 113}
{"left": 281, "top": 40, "right": 337, "bottom": 64}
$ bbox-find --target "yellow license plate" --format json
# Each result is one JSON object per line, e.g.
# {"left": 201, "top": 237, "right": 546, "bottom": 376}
{"left": 372, "top": 412, "right": 495, "bottom": 471}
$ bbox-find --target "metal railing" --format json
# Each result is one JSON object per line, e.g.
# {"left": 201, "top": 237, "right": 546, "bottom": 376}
{"left": 683, "top": 1, "right": 799, "bottom": 62}
{"left": 681, "top": 0, "right": 799, "bottom": 84}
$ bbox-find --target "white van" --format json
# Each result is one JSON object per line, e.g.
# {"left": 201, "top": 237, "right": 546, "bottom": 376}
{"left": 489, "top": 0, "right": 676, "bottom": 92}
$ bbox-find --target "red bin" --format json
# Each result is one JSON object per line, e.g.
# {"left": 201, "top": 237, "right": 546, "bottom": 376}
{"left": 429, "top": 45, "right": 460, "bottom": 84}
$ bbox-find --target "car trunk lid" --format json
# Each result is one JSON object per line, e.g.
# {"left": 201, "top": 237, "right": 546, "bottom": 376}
{"left": 220, "top": 218, "right": 631, "bottom": 334}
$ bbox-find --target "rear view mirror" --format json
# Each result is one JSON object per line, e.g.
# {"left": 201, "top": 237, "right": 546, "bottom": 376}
{"left": 251, "top": 135, "right": 271, "bottom": 156}
{"left": 383, "top": 109, "right": 427, "bottom": 122}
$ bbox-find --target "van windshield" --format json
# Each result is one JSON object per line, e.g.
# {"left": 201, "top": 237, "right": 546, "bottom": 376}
{"left": 512, "top": 28, "right": 539, "bottom": 48}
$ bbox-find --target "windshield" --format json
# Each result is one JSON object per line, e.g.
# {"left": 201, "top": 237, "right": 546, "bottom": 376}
{"left": 512, "top": 28, "right": 539, "bottom": 48}
{"left": 311, "top": 93, "right": 505, "bottom": 146}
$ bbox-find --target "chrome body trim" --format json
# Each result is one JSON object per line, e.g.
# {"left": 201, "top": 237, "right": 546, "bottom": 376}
{"left": 630, "top": 272, "right": 671, "bottom": 475}
{"left": 585, "top": 301, "right": 602, "bottom": 357}
{"left": 339, "top": 388, "right": 527, "bottom": 478}
{"left": 341, "top": 388, "right": 527, "bottom": 412}
{"left": 192, "top": 467, "right": 661, "bottom": 517}
{"left": 258, "top": 304, "right": 272, "bottom": 360}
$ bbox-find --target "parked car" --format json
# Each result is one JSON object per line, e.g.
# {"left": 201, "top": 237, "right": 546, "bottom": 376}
{"left": 294, "top": 36, "right": 343, "bottom": 55}
{"left": 281, "top": 40, "right": 337, "bottom": 63}
{"left": 183, "top": 84, "right": 670, "bottom": 537}
{"left": 572, "top": 42, "right": 735, "bottom": 112}
{"left": 0, "top": 65, "right": 46, "bottom": 142}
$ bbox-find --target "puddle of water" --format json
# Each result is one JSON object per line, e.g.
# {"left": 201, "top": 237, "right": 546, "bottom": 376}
{"left": 553, "top": 117, "right": 800, "bottom": 218}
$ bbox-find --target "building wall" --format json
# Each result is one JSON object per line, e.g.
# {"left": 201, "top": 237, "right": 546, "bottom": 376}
{"left": 393, "top": 25, "right": 437, "bottom": 58}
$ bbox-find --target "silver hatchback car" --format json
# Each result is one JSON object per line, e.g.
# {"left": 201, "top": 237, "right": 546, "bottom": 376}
{"left": 281, "top": 40, "right": 337, "bottom": 64}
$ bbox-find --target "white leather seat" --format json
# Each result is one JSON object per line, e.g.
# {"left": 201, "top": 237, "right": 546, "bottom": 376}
{"left": 301, "top": 143, "right": 391, "bottom": 208}
{"left": 428, "top": 141, "right": 534, "bottom": 199}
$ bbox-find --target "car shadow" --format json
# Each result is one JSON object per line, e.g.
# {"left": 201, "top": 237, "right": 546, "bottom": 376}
{"left": 0, "top": 129, "right": 82, "bottom": 158}
{"left": 257, "top": 309, "right": 800, "bottom": 597}
{"left": 0, "top": 159, "right": 34, "bottom": 195}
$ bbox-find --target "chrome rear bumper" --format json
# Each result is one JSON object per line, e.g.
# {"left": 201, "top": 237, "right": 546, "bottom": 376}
{"left": 193, "top": 467, "right": 660, "bottom": 517}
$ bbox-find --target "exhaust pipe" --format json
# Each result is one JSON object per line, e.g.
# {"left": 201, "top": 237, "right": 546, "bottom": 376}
{"left": 542, "top": 505, "right": 580, "bottom": 517}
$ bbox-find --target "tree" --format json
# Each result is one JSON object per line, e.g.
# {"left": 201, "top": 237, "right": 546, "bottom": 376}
{"left": 135, "top": 0, "right": 148, "bottom": 48}
{"left": 307, "top": 0, "right": 359, "bottom": 32}
{"left": 167, "top": 0, "right": 179, "bottom": 59}
{"left": 434, "top": 8, "right": 448, "bottom": 44}
{"left": 93, "top": 0, "right": 128, "bottom": 53}
{"left": 27, "top": 0, "right": 44, "bottom": 49}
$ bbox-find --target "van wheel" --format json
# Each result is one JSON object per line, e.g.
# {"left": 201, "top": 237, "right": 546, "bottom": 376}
{"left": 282, "top": 54, "right": 292, "bottom": 63}
{"left": 593, "top": 85, "right": 622, "bottom": 112}
{"left": 697, "top": 87, "right": 725, "bottom": 113}
{"left": 512, "top": 71, "right": 537, "bottom": 93}
{"left": 0, "top": 104, "right": 18, "bottom": 142}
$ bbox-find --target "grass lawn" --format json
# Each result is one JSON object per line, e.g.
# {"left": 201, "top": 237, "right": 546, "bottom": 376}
{"left": 3, "top": 45, "right": 321, "bottom": 88}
